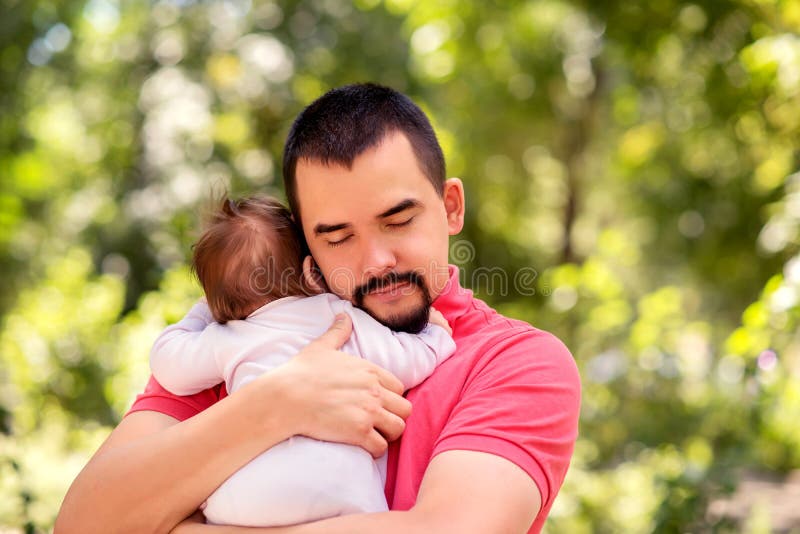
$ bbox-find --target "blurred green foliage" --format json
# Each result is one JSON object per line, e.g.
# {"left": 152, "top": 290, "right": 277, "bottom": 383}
{"left": 1, "top": 0, "right": 799, "bottom": 532}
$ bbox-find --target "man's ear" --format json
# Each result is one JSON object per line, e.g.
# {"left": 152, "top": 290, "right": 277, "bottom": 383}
{"left": 302, "top": 255, "right": 328, "bottom": 294}
{"left": 443, "top": 178, "right": 465, "bottom": 236}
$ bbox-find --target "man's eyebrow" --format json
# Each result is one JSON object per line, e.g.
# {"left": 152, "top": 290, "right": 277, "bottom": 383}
{"left": 377, "top": 199, "right": 422, "bottom": 219}
{"left": 314, "top": 222, "right": 351, "bottom": 235}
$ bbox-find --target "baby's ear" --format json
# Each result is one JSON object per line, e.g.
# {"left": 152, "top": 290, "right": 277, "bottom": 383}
{"left": 302, "top": 255, "right": 328, "bottom": 294}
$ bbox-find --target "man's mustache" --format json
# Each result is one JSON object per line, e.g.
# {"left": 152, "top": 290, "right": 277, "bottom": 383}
{"left": 354, "top": 271, "right": 424, "bottom": 300}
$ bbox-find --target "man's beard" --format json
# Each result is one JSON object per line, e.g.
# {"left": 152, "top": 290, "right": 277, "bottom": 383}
{"left": 353, "top": 271, "right": 432, "bottom": 334}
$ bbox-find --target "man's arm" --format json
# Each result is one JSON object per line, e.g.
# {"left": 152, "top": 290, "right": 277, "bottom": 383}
{"left": 171, "top": 450, "right": 541, "bottom": 534}
{"left": 57, "top": 400, "right": 285, "bottom": 534}
{"left": 55, "top": 315, "right": 412, "bottom": 534}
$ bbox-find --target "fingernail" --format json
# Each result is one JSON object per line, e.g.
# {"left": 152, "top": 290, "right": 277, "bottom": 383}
{"left": 335, "top": 314, "right": 346, "bottom": 322}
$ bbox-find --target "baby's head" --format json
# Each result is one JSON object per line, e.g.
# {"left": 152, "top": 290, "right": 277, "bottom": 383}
{"left": 193, "top": 195, "right": 313, "bottom": 324}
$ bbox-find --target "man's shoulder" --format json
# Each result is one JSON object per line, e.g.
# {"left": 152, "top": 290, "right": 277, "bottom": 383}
{"left": 501, "top": 316, "right": 570, "bottom": 355}
{"left": 486, "top": 324, "right": 575, "bottom": 373}
{"left": 457, "top": 298, "right": 576, "bottom": 379}
{"left": 466, "top": 297, "right": 570, "bottom": 353}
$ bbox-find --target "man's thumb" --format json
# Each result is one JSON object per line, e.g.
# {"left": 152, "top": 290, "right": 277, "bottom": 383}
{"left": 318, "top": 313, "right": 353, "bottom": 349}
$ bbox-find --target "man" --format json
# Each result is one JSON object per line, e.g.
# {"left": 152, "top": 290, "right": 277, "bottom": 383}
{"left": 56, "top": 83, "right": 580, "bottom": 534}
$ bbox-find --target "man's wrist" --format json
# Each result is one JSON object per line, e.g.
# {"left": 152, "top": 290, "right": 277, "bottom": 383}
{"left": 234, "top": 371, "right": 299, "bottom": 444}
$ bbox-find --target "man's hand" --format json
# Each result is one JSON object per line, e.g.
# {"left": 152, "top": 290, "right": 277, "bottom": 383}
{"left": 427, "top": 307, "right": 452, "bottom": 336}
{"left": 263, "top": 313, "right": 412, "bottom": 457}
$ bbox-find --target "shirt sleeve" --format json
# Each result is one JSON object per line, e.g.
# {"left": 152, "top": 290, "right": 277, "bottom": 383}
{"left": 331, "top": 300, "right": 457, "bottom": 390}
{"left": 125, "top": 374, "right": 226, "bottom": 421}
{"left": 149, "top": 301, "right": 225, "bottom": 396}
{"left": 431, "top": 329, "right": 581, "bottom": 511}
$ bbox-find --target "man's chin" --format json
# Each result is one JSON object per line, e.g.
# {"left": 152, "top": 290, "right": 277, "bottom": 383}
{"left": 368, "top": 306, "right": 430, "bottom": 334}
{"left": 351, "top": 273, "right": 435, "bottom": 334}
{"left": 361, "top": 294, "right": 430, "bottom": 334}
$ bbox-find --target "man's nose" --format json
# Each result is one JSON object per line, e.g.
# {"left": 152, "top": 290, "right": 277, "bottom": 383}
{"left": 360, "top": 236, "right": 397, "bottom": 280}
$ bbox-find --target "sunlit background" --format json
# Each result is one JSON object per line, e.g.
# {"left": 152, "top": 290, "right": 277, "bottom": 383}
{"left": 1, "top": 0, "right": 800, "bottom": 532}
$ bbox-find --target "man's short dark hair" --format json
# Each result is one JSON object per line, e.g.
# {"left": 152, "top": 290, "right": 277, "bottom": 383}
{"left": 282, "top": 83, "right": 446, "bottom": 228}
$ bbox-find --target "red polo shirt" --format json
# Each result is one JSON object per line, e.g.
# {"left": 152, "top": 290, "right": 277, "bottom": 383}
{"left": 128, "top": 265, "right": 581, "bottom": 533}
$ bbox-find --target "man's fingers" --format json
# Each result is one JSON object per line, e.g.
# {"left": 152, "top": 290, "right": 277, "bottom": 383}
{"left": 370, "top": 365, "right": 405, "bottom": 396}
{"left": 381, "top": 388, "right": 412, "bottom": 421}
{"left": 374, "top": 407, "right": 407, "bottom": 443}
{"left": 363, "top": 429, "right": 389, "bottom": 458}
{"left": 310, "top": 313, "right": 353, "bottom": 350}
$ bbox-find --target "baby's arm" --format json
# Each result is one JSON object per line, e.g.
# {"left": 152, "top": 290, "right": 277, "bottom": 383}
{"left": 149, "top": 300, "right": 224, "bottom": 395}
{"left": 334, "top": 302, "right": 456, "bottom": 390}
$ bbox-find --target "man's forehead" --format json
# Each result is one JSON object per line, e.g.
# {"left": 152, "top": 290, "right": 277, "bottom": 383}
{"left": 292, "top": 130, "right": 438, "bottom": 229}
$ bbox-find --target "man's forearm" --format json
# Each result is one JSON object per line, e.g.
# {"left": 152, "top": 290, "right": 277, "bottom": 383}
{"left": 268, "top": 510, "right": 425, "bottom": 534}
{"left": 55, "top": 378, "right": 294, "bottom": 534}
{"left": 172, "top": 510, "right": 426, "bottom": 534}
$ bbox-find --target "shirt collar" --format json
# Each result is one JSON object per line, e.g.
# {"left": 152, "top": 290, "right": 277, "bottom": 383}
{"left": 432, "top": 264, "right": 474, "bottom": 325}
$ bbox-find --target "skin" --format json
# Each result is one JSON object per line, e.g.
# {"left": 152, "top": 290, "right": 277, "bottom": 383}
{"left": 297, "top": 138, "right": 455, "bottom": 320}
{"left": 55, "top": 131, "right": 542, "bottom": 534}
{"left": 55, "top": 315, "right": 411, "bottom": 534}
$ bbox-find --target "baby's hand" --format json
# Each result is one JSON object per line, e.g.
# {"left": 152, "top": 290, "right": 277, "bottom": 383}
{"left": 428, "top": 307, "right": 452, "bottom": 336}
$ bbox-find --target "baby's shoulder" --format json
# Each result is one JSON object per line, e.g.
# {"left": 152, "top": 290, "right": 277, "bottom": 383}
{"left": 263, "top": 293, "right": 349, "bottom": 318}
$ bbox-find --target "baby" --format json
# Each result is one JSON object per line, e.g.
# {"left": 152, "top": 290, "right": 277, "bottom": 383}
{"left": 149, "top": 195, "right": 456, "bottom": 527}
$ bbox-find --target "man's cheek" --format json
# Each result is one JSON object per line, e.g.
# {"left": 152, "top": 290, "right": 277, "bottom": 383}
{"left": 324, "top": 267, "right": 359, "bottom": 299}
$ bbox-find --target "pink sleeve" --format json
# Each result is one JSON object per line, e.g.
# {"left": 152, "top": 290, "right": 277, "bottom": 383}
{"left": 431, "top": 330, "right": 580, "bottom": 510}
{"left": 125, "top": 375, "right": 227, "bottom": 422}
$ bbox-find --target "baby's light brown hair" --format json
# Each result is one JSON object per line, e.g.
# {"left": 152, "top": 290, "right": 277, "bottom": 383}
{"left": 192, "top": 196, "right": 313, "bottom": 324}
